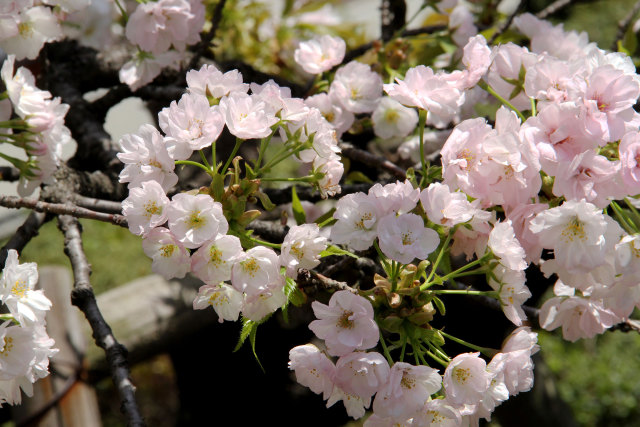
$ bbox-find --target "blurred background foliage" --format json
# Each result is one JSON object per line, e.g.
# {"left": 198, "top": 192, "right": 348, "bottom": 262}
{"left": 4, "top": 0, "right": 640, "bottom": 425}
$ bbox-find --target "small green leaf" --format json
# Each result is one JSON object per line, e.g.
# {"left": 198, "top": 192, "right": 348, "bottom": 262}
{"left": 433, "top": 296, "right": 446, "bottom": 316}
{"left": 211, "top": 173, "right": 225, "bottom": 202}
{"left": 234, "top": 318, "right": 256, "bottom": 352}
{"left": 291, "top": 186, "right": 306, "bottom": 225}
{"left": 249, "top": 325, "right": 265, "bottom": 373}
{"left": 345, "top": 171, "right": 373, "bottom": 184}
{"left": 256, "top": 191, "right": 275, "bottom": 211}
{"left": 320, "top": 245, "right": 359, "bottom": 259}
{"left": 313, "top": 208, "right": 336, "bottom": 227}
{"left": 285, "top": 277, "right": 307, "bottom": 307}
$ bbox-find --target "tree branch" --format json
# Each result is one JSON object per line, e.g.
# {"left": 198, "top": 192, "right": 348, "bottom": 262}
{"left": 297, "top": 269, "right": 357, "bottom": 294}
{"left": 0, "top": 211, "right": 47, "bottom": 267}
{"left": 187, "top": 0, "right": 229, "bottom": 71}
{"left": 72, "top": 195, "right": 123, "bottom": 214}
{"left": 262, "top": 182, "right": 375, "bottom": 205}
{"left": 611, "top": 0, "right": 640, "bottom": 52}
{"left": 339, "top": 142, "right": 407, "bottom": 179}
{"left": 0, "top": 195, "right": 127, "bottom": 227}
{"left": 489, "top": 0, "right": 523, "bottom": 44}
{"left": 535, "top": 0, "right": 576, "bottom": 19}
{"left": 57, "top": 215, "right": 145, "bottom": 427}
{"left": 0, "top": 166, "right": 21, "bottom": 182}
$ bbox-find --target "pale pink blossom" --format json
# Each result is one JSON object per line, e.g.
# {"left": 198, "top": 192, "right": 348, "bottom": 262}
{"left": 192, "top": 283, "right": 243, "bottom": 323}
{"left": 158, "top": 92, "right": 225, "bottom": 159}
{"left": 524, "top": 56, "right": 581, "bottom": 105}
{"left": 619, "top": 131, "right": 640, "bottom": 193}
{"left": 330, "top": 61, "right": 382, "bottom": 114}
{"left": 450, "top": 206, "right": 495, "bottom": 261}
{"left": 372, "top": 362, "right": 442, "bottom": 420}
{"left": 231, "top": 246, "right": 282, "bottom": 296}
{"left": 458, "top": 34, "right": 492, "bottom": 89}
{"left": 488, "top": 263, "right": 531, "bottom": 326}
{"left": 190, "top": 235, "right": 242, "bottom": 284}
{"left": 377, "top": 213, "right": 440, "bottom": 264}
{"left": 384, "top": 65, "right": 464, "bottom": 126}
{"left": 305, "top": 93, "right": 354, "bottom": 137}
{"left": 125, "top": 0, "right": 199, "bottom": 54}
{"left": 294, "top": 35, "right": 346, "bottom": 74}
{"left": 413, "top": 399, "right": 462, "bottom": 427}
{"left": 141, "top": 228, "right": 191, "bottom": 279}
{"left": 488, "top": 221, "right": 527, "bottom": 271}
{"left": 309, "top": 290, "right": 379, "bottom": 357}
{"left": 529, "top": 200, "right": 619, "bottom": 273}
{"left": 119, "top": 50, "right": 182, "bottom": 92}
{"left": 443, "top": 352, "right": 490, "bottom": 406}
{"left": 280, "top": 224, "right": 328, "bottom": 277}
{"left": 186, "top": 64, "right": 248, "bottom": 99}
{"left": 326, "top": 384, "right": 368, "bottom": 419}
{"left": 330, "top": 192, "right": 379, "bottom": 251}
{"left": 371, "top": 97, "right": 418, "bottom": 140}
{"left": 167, "top": 193, "right": 227, "bottom": 249}
{"left": 334, "top": 351, "right": 390, "bottom": 402}
{"left": 313, "top": 155, "right": 343, "bottom": 199}
{"left": 241, "top": 283, "right": 287, "bottom": 321}
{"left": 0, "top": 6, "right": 62, "bottom": 60}
{"left": 552, "top": 151, "right": 622, "bottom": 208}
{"left": 420, "top": 182, "right": 476, "bottom": 227}
{"left": 121, "top": 180, "right": 170, "bottom": 236}
{"left": 486, "top": 43, "right": 538, "bottom": 111}
{"left": 369, "top": 180, "right": 420, "bottom": 217}
{"left": 218, "top": 93, "right": 278, "bottom": 139}
{"left": 539, "top": 289, "right": 619, "bottom": 341}
{"left": 288, "top": 344, "right": 336, "bottom": 399}
{"left": 0, "top": 250, "right": 51, "bottom": 326}
{"left": 505, "top": 203, "right": 547, "bottom": 264}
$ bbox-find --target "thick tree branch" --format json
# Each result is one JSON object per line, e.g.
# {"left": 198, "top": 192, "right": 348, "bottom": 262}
{"left": 57, "top": 215, "right": 145, "bottom": 427}
{"left": 381, "top": 0, "right": 407, "bottom": 42}
{"left": 339, "top": 142, "right": 407, "bottom": 179}
{"left": 72, "top": 196, "right": 123, "bottom": 214}
{"left": 187, "top": 0, "right": 228, "bottom": 71}
{"left": 263, "top": 182, "right": 375, "bottom": 205}
{"left": 0, "top": 166, "right": 21, "bottom": 182}
{"left": 297, "top": 269, "right": 357, "bottom": 294}
{"left": 0, "top": 211, "right": 47, "bottom": 267}
{"left": 0, "top": 195, "right": 127, "bottom": 227}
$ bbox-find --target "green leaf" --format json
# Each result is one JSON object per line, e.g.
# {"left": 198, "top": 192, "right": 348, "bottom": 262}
{"left": 291, "top": 186, "right": 306, "bottom": 225}
{"left": 432, "top": 296, "right": 446, "bottom": 316}
{"left": 345, "top": 171, "right": 373, "bottom": 184}
{"left": 320, "top": 245, "right": 359, "bottom": 259}
{"left": 249, "top": 324, "right": 265, "bottom": 373}
{"left": 285, "top": 277, "right": 307, "bottom": 307}
{"left": 313, "top": 208, "right": 336, "bottom": 227}
{"left": 234, "top": 318, "right": 256, "bottom": 352}
{"left": 211, "top": 173, "right": 225, "bottom": 202}
{"left": 256, "top": 191, "right": 275, "bottom": 211}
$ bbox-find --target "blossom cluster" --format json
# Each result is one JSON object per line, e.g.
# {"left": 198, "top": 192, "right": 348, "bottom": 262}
{"left": 119, "top": 63, "right": 344, "bottom": 321}
{"left": 0, "top": 250, "right": 57, "bottom": 406}
{"left": 289, "top": 291, "right": 539, "bottom": 424}
{"left": 119, "top": 0, "right": 206, "bottom": 91}
{"left": 0, "top": 54, "right": 73, "bottom": 196}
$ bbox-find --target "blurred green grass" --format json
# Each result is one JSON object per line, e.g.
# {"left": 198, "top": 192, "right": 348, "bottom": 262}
{"left": 15, "top": 216, "right": 151, "bottom": 295}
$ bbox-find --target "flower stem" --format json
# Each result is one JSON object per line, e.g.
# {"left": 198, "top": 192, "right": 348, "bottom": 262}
{"left": 423, "top": 229, "right": 453, "bottom": 289}
{"left": 440, "top": 330, "right": 498, "bottom": 357}
{"left": 478, "top": 81, "right": 526, "bottom": 122}
{"left": 379, "top": 332, "right": 394, "bottom": 366}
{"left": 175, "top": 160, "right": 214, "bottom": 176}
{"left": 221, "top": 138, "right": 244, "bottom": 175}
{"left": 418, "top": 109, "right": 428, "bottom": 187}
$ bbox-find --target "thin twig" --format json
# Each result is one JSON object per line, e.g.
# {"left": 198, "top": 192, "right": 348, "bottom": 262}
{"left": 339, "top": 142, "right": 407, "bottom": 179}
{"left": 536, "top": 0, "right": 575, "bottom": 19}
{"left": 488, "top": 0, "right": 523, "bottom": 44}
{"left": 72, "top": 195, "right": 123, "bottom": 214}
{"left": 0, "top": 166, "right": 21, "bottom": 182}
{"left": 612, "top": 0, "right": 640, "bottom": 52}
{"left": 342, "top": 25, "right": 446, "bottom": 64}
{"left": 58, "top": 215, "right": 145, "bottom": 427}
{"left": 0, "top": 211, "right": 47, "bottom": 267}
{"left": 609, "top": 318, "right": 640, "bottom": 334}
{"left": 186, "top": 0, "right": 228, "bottom": 71}
{"left": 0, "top": 195, "right": 127, "bottom": 227}
{"left": 297, "top": 269, "right": 357, "bottom": 294}
{"left": 262, "top": 182, "right": 376, "bottom": 205}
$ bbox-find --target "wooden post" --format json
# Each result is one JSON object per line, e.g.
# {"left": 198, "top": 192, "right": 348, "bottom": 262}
{"left": 12, "top": 266, "right": 102, "bottom": 427}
